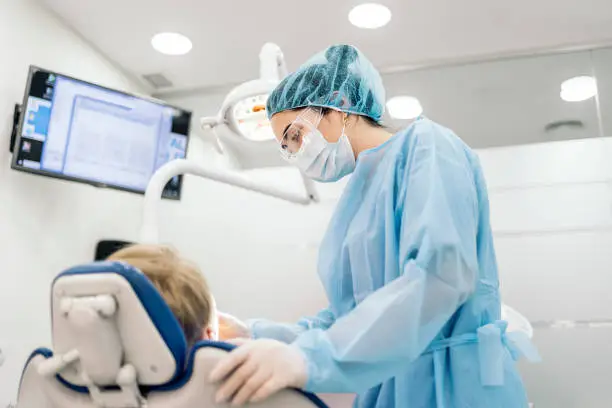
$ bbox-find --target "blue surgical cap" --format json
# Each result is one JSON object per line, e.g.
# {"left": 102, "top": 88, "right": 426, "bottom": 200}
{"left": 266, "top": 44, "right": 386, "bottom": 122}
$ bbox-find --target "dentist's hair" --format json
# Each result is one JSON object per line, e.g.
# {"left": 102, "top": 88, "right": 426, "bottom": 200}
{"left": 108, "top": 244, "right": 213, "bottom": 349}
{"left": 266, "top": 44, "right": 386, "bottom": 123}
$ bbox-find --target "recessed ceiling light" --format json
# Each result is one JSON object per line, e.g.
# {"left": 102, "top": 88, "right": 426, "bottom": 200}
{"left": 348, "top": 3, "right": 392, "bottom": 29}
{"left": 560, "top": 76, "right": 597, "bottom": 102}
{"left": 386, "top": 96, "right": 423, "bottom": 120}
{"left": 151, "top": 32, "right": 192, "bottom": 56}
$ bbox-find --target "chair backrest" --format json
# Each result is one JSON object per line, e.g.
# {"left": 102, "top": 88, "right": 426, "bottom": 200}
{"left": 17, "top": 262, "right": 327, "bottom": 408}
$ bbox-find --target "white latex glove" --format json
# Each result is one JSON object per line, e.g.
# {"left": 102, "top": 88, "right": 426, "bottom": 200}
{"left": 209, "top": 338, "right": 308, "bottom": 406}
{"left": 217, "top": 312, "right": 250, "bottom": 341}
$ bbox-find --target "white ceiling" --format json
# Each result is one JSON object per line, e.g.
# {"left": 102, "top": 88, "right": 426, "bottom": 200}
{"left": 38, "top": 0, "right": 612, "bottom": 93}
{"left": 166, "top": 48, "right": 612, "bottom": 150}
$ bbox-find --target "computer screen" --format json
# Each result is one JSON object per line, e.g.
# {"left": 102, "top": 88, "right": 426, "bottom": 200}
{"left": 11, "top": 66, "right": 191, "bottom": 200}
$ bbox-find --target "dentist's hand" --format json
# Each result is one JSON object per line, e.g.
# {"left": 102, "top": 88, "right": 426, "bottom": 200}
{"left": 218, "top": 312, "right": 250, "bottom": 341}
{"left": 209, "top": 339, "right": 308, "bottom": 406}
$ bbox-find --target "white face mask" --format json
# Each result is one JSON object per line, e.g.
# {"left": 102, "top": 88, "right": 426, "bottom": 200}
{"left": 279, "top": 108, "right": 356, "bottom": 183}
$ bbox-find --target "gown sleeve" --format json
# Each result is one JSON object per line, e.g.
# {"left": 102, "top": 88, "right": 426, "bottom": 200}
{"left": 292, "top": 131, "right": 481, "bottom": 393}
{"left": 248, "top": 307, "right": 336, "bottom": 344}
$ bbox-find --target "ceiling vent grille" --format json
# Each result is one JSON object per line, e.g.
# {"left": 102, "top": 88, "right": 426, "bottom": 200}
{"left": 544, "top": 120, "right": 585, "bottom": 133}
{"left": 142, "top": 73, "right": 173, "bottom": 89}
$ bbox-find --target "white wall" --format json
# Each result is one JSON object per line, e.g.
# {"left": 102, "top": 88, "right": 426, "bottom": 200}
{"left": 0, "top": 0, "right": 150, "bottom": 404}
{"left": 480, "top": 138, "right": 612, "bottom": 408}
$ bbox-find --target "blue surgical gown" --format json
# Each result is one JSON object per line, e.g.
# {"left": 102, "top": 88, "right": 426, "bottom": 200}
{"left": 250, "top": 118, "right": 534, "bottom": 407}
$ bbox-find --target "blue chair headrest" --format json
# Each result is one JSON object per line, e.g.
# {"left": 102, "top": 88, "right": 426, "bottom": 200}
{"left": 54, "top": 261, "right": 188, "bottom": 383}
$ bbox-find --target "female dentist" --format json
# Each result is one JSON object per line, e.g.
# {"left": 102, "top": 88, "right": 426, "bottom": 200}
{"left": 209, "top": 45, "right": 537, "bottom": 408}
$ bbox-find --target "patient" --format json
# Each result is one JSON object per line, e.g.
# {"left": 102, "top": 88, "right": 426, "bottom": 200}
{"left": 107, "top": 244, "right": 218, "bottom": 348}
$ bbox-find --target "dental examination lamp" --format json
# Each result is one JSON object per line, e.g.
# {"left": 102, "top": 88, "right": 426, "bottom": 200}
{"left": 200, "top": 43, "right": 317, "bottom": 195}
{"left": 200, "top": 43, "right": 290, "bottom": 168}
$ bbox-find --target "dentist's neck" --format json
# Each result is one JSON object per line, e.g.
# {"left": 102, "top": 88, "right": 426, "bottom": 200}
{"left": 349, "top": 119, "right": 393, "bottom": 158}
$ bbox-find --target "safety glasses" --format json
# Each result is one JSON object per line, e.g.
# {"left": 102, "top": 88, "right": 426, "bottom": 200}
{"left": 278, "top": 107, "right": 323, "bottom": 159}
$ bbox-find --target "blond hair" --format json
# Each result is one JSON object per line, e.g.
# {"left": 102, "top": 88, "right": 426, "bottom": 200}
{"left": 108, "top": 244, "right": 212, "bottom": 348}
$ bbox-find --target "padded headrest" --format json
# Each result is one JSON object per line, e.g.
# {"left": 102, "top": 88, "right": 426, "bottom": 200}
{"left": 52, "top": 261, "right": 188, "bottom": 387}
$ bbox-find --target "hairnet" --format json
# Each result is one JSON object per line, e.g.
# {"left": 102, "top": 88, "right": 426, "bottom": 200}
{"left": 266, "top": 44, "right": 386, "bottom": 122}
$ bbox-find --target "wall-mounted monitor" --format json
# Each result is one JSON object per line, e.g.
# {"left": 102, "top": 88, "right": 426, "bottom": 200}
{"left": 11, "top": 66, "right": 191, "bottom": 200}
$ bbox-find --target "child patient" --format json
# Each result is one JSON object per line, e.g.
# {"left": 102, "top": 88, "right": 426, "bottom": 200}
{"left": 108, "top": 244, "right": 219, "bottom": 348}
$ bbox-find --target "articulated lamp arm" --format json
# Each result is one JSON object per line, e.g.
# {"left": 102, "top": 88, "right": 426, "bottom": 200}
{"left": 140, "top": 159, "right": 317, "bottom": 243}
{"left": 259, "top": 43, "right": 287, "bottom": 82}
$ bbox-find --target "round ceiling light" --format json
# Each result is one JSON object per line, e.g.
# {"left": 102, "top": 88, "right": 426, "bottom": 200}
{"left": 386, "top": 96, "right": 423, "bottom": 120}
{"left": 348, "top": 3, "right": 392, "bottom": 29}
{"left": 560, "top": 76, "right": 597, "bottom": 102}
{"left": 151, "top": 32, "right": 193, "bottom": 56}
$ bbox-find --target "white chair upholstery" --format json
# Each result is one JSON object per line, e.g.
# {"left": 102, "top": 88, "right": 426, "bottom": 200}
{"left": 16, "top": 262, "right": 328, "bottom": 408}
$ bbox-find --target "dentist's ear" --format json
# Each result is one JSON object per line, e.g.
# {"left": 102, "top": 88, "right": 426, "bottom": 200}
{"left": 331, "top": 91, "right": 350, "bottom": 108}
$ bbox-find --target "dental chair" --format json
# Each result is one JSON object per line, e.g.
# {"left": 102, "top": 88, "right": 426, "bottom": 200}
{"left": 17, "top": 262, "right": 328, "bottom": 408}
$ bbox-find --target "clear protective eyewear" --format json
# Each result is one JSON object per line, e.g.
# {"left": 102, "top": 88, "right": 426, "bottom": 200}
{"left": 278, "top": 107, "right": 323, "bottom": 159}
